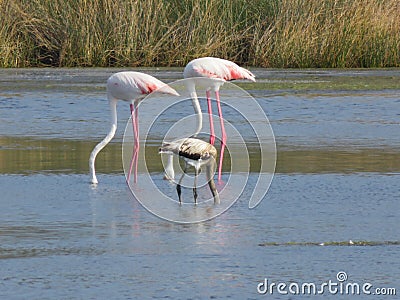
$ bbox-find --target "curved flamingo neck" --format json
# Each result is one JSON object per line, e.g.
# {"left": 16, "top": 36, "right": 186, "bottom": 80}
{"left": 164, "top": 154, "right": 175, "bottom": 180}
{"left": 89, "top": 98, "right": 118, "bottom": 184}
{"left": 189, "top": 90, "right": 202, "bottom": 136}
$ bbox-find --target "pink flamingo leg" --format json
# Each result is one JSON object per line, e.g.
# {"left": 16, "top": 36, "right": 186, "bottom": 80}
{"left": 127, "top": 104, "right": 135, "bottom": 183}
{"left": 206, "top": 90, "right": 215, "bottom": 145}
{"left": 215, "top": 90, "right": 226, "bottom": 183}
{"left": 127, "top": 103, "right": 139, "bottom": 184}
{"left": 133, "top": 104, "right": 139, "bottom": 183}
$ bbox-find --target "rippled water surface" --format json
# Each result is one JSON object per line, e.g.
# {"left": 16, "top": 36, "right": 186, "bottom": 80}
{"left": 0, "top": 68, "right": 399, "bottom": 299}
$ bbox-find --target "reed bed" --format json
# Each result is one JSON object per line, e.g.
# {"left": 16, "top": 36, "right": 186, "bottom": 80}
{"left": 0, "top": 0, "right": 399, "bottom": 68}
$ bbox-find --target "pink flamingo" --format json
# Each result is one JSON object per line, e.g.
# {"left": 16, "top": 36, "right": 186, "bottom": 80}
{"left": 89, "top": 71, "right": 179, "bottom": 184}
{"left": 183, "top": 57, "right": 255, "bottom": 183}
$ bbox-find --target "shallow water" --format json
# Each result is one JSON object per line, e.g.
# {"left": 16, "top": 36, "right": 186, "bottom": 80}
{"left": 0, "top": 68, "right": 399, "bottom": 299}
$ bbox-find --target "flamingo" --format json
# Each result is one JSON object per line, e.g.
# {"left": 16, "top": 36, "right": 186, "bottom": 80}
{"left": 159, "top": 137, "right": 220, "bottom": 205}
{"left": 183, "top": 57, "right": 255, "bottom": 183}
{"left": 89, "top": 71, "right": 179, "bottom": 184}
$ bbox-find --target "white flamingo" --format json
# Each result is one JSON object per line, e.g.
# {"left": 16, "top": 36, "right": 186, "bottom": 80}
{"left": 183, "top": 57, "right": 255, "bottom": 183}
{"left": 89, "top": 71, "right": 179, "bottom": 184}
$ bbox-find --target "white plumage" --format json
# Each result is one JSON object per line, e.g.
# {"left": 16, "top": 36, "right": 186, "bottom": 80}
{"left": 183, "top": 57, "right": 255, "bottom": 183}
{"left": 89, "top": 71, "right": 178, "bottom": 184}
{"left": 183, "top": 57, "right": 255, "bottom": 82}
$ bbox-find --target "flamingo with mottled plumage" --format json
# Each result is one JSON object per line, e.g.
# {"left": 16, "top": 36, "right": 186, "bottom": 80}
{"left": 159, "top": 137, "right": 220, "bottom": 205}
{"left": 89, "top": 71, "right": 179, "bottom": 184}
{"left": 183, "top": 57, "right": 255, "bottom": 183}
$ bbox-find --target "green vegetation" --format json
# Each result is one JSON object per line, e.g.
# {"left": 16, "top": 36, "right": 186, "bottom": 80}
{"left": 1, "top": 0, "right": 399, "bottom": 68}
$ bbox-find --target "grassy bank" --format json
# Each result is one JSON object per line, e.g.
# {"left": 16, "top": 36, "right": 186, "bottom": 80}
{"left": 1, "top": 0, "right": 399, "bottom": 68}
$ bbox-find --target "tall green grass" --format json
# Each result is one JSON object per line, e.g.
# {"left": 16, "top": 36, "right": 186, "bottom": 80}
{"left": 1, "top": 0, "right": 399, "bottom": 67}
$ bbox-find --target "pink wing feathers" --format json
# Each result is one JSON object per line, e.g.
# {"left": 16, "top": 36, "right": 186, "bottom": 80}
{"left": 107, "top": 71, "right": 178, "bottom": 101}
{"left": 135, "top": 73, "right": 179, "bottom": 96}
{"left": 184, "top": 57, "right": 255, "bottom": 82}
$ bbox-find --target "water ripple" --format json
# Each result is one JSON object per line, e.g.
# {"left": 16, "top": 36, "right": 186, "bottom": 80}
{"left": 259, "top": 240, "right": 400, "bottom": 247}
